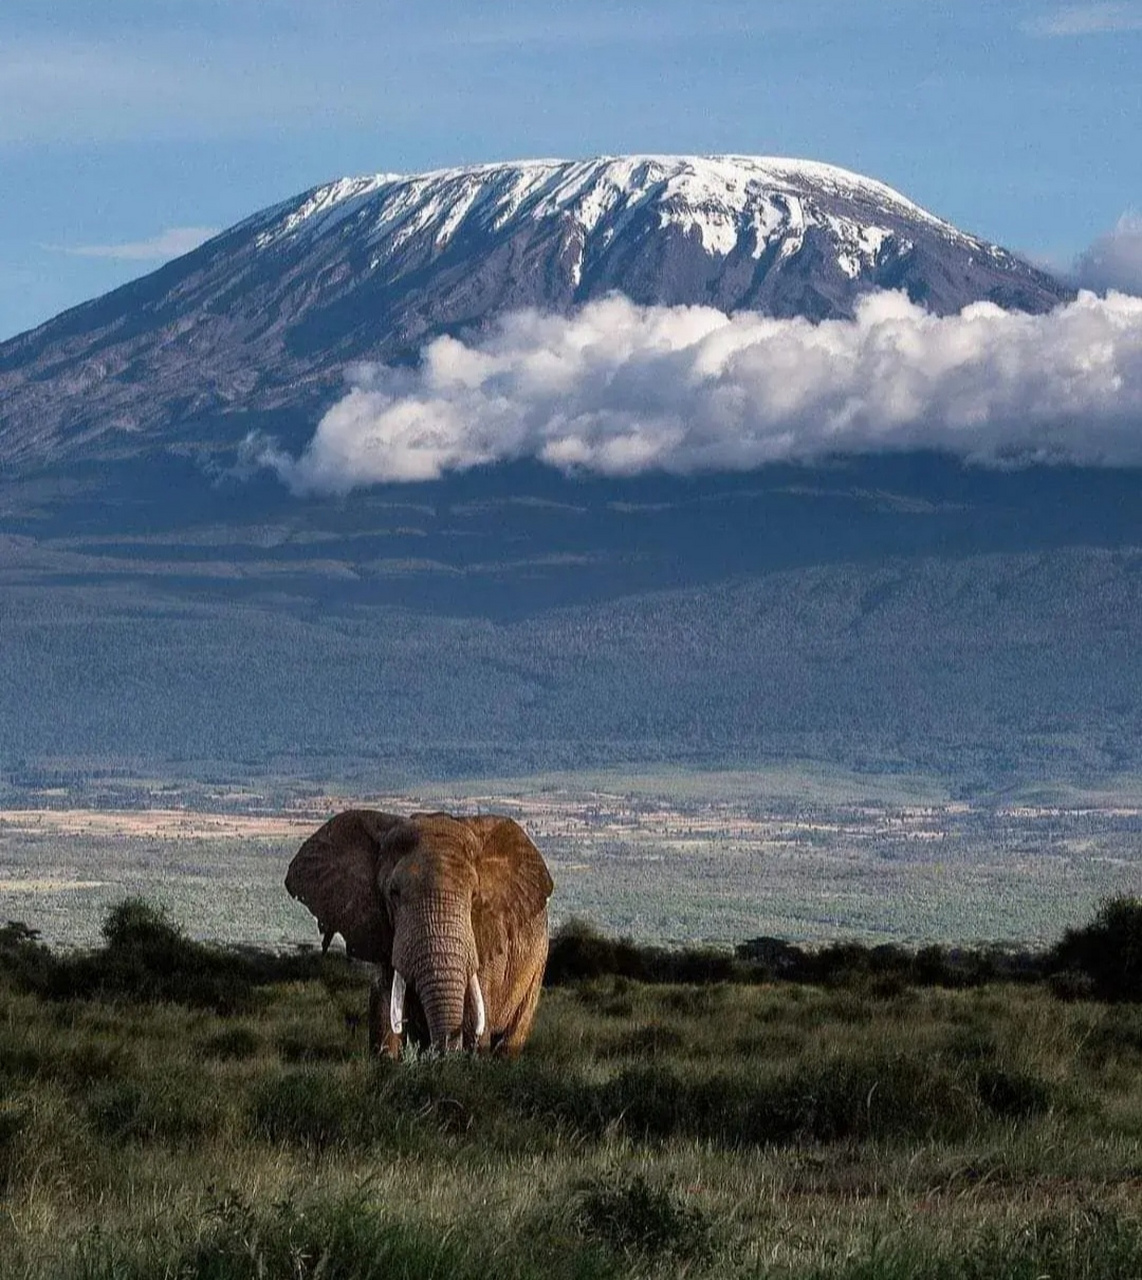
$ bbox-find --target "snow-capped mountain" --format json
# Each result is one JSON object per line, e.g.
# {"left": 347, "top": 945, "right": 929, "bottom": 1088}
{"left": 3, "top": 158, "right": 1140, "bottom": 790}
{"left": 0, "top": 155, "right": 1068, "bottom": 470}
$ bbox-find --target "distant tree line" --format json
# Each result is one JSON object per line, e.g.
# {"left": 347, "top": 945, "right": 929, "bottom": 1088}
{"left": 3, "top": 895, "right": 1141, "bottom": 1009}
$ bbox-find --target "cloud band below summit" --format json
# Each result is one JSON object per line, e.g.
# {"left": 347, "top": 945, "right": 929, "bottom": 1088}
{"left": 255, "top": 290, "right": 1142, "bottom": 492}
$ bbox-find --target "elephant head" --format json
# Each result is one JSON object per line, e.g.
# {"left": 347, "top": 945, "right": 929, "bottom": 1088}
{"left": 285, "top": 810, "right": 553, "bottom": 1053}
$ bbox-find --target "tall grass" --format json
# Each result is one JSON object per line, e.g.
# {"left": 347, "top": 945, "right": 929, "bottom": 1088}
{"left": 2, "top": 901, "right": 1142, "bottom": 1277}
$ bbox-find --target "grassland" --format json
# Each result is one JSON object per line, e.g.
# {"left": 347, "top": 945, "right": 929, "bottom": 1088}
{"left": 4, "top": 764, "right": 1142, "bottom": 951}
{"left": 3, "top": 905, "right": 1142, "bottom": 1278}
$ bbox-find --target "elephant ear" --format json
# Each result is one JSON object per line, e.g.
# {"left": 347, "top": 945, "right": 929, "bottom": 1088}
{"left": 465, "top": 817, "right": 553, "bottom": 965}
{"left": 285, "top": 810, "right": 405, "bottom": 963}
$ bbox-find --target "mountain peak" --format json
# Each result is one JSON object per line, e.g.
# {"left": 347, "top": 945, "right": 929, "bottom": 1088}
{"left": 250, "top": 154, "right": 968, "bottom": 264}
{"left": 0, "top": 153, "right": 1069, "bottom": 470}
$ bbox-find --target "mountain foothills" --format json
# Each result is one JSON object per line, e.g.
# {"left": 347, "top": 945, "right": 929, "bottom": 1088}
{"left": 1, "top": 154, "right": 1137, "bottom": 791}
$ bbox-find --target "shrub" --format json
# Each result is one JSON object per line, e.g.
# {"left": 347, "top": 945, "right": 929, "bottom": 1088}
{"left": 276, "top": 1025, "right": 353, "bottom": 1064}
{"left": 571, "top": 1172, "right": 714, "bottom": 1260}
{"left": 0, "top": 921, "right": 55, "bottom": 993}
{"left": 35, "top": 899, "right": 249, "bottom": 1011}
{"left": 4, "top": 900, "right": 324, "bottom": 1014}
{"left": 1052, "top": 896, "right": 1142, "bottom": 1001}
{"left": 547, "top": 919, "right": 745, "bottom": 987}
{"left": 199, "top": 1026, "right": 263, "bottom": 1061}
{"left": 975, "top": 1066, "right": 1052, "bottom": 1119}
{"left": 815, "top": 1208, "right": 1142, "bottom": 1280}
{"left": 544, "top": 919, "right": 649, "bottom": 985}
{"left": 1049, "top": 968, "right": 1097, "bottom": 1002}
{"left": 85, "top": 1074, "right": 219, "bottom": 1144}
{"left": 0, "top": 1099, "right": 28, "bottom": 1190}
{"left": 72, "top": 1192, "right": 494, "bottom": 1280}
{"left": 100, "top": 898, "right": 184, "bottom": 953}
{"left": 249, "top": 1068, "right": 365, "bottom": 1150}
{"left": 735, "top": 935, "right": 805, "bottom": 977}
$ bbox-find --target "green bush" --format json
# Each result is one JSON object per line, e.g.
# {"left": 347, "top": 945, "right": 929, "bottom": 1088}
{"left": 550, "top": 922, "right": 1049, "bottom": 994}
{"left": 571, "top": 1172, "right": 714, "bottom": 1260}
{"left": 33, "top": 899, "right": 253, "bottom": 1012}
{"left": 200, "top": 1026, "right": 263, "bottom": 1061}
{"left": 815, "top": 1208, "right": 1142, "bottom": 1280}
{"left": 1053, "top": 896, "right": 1142, "bottom": 1001}
{"left": 546, "top": 919, "right": 743, "bottom": 987}
{"left": 250, "top": 1068, "right": 367, "bottom": 1150}
{"left": 100, "top": 898, "right": 184, "bottom": 953}
{"left": 544, "top": 919, "right": 651, "bottom": 985}
{"left": 72, "top": 1192, "right": 496, "bottom": 1280}
{"left": 85, "top": 1074, "right": 219, "bottom": 1144}
{"left": 0, "top": 921, "right": 55, "bottom": 994}
{"left": 0, "top": 1099, "right": 28, "bottom": 1190}
{"left": 3, "top": 900, "right": 326, "bottom": 1015}
{"left": 276, "top": 1025, "right": 353, "bottom": 1064}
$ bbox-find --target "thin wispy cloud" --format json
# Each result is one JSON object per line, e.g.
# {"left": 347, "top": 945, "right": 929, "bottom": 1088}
{"left": 49, "top": 227, "right": 218, "bottom": 262}
{"left": 0, "top": 37, "right": 371, "bottom": 144}
{"left": 0, "top": 42, "right": 202, "bottom": 142}
{"left": 442, "top": 4, "right": 777, "bottom": 49}
{"left": 1028, "top": 3, "right": 1142, "bottom": 35}
{"left": 250, "top": 290, "right": 1142, "bottom": 494}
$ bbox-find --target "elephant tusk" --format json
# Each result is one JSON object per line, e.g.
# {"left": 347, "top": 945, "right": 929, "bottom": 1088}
{"left": 390, "top": 969, "right": 406, "bottom": 1036}
{"left": 469, "top": 972, "right": 486, "bottom": 1038}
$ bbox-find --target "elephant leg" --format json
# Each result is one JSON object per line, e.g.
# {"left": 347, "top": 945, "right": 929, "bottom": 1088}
{"left": 488, "top": 914, "right": 550, "bottom": 1057}
{"left": 493, "top": 957, "right": 545, "bottom": 1058}
{"left": 368, "top": 969, "right": 402, "bottom": 1059}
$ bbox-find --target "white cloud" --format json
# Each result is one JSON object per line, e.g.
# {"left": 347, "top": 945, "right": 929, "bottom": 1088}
{"left": 50, "top": 226, "right": 219, "bottom": 261}
{"left": 1028, "top": 3, "right": 1142, "bottom": 35}
{"left": 1073, "top": 214, "right": 1142, "bottom": 295}
{"left": 250, "top": 290, "right": 1142, "bottom": 492}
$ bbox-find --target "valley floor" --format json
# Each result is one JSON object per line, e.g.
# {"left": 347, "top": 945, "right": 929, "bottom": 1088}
{"left": 3, "top": 765, "right": 1142, "bottom": 949}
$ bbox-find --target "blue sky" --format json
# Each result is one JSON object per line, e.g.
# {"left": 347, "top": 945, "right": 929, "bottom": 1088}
{"left": 1, "top": 0, "right": 1139, "bottom": 341}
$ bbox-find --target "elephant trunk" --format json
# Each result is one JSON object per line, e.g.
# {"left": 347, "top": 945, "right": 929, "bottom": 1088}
{"left": 416, "top": 960, "right": 468, "bottom": 1051}
{"left": 393, "top": 895, "right": 479, "bottom": 1052}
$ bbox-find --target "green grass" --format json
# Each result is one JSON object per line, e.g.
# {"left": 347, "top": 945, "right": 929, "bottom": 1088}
{"left": 3, "top": 929, "right": 1142, "bottom": 1279}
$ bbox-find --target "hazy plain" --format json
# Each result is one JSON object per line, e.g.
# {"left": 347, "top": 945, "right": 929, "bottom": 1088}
{"left": 2, "top": 764, "right": 1141, "bottom": 951}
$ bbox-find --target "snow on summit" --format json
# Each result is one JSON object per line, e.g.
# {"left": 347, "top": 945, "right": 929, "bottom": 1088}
{"left": 252, "top": 154, "right": 969, "bottom": 266}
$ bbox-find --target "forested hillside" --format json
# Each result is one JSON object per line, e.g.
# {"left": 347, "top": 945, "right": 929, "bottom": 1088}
{"left": 4, "top": 546, "right": 1140, "bottom": 786}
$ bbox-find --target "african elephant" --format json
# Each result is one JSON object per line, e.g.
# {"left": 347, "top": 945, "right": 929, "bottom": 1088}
{"left": 285, "top": 810, "right": 553, "bottom": 1056}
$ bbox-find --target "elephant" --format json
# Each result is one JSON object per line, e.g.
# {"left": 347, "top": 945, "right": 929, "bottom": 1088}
{"left": 285, "top": 809, "right": 554, "bottom": 1056}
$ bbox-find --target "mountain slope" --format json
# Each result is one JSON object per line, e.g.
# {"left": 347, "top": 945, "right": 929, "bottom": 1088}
{"left": 3, "top": 545, "right": 1140, "bottom": 787}
{"left": 0, "top": 155, "right": 1068, "bottom": 471}
{"left": 3, "top": 447, "right": 1142, "bottom": 787}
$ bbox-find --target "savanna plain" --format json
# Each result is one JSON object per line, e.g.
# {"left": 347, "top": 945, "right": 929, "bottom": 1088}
{"left": 4, "top": 764, "right": 1142, "bottom": 948}
{"left": 2, "top": 766, "right": 1142, "bottom": 1277}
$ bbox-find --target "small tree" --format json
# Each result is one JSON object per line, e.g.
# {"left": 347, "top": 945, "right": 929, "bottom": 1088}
{"left": 101, "top": 898, "right": 184, "bottom": 954}
{"left": 1052, "top": 896, "right": 1142, "bottom": 1002}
